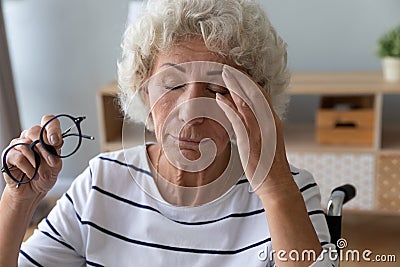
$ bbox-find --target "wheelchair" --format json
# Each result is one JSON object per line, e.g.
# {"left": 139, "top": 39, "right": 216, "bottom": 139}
{"left": 326, "top": 184, "right": 357, "bottom": 265}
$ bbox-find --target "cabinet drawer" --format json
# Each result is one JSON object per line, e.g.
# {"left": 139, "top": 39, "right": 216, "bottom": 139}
{"left": 316, "top": 95, "right": 375, "bottom": 146}
{"left": 317, "top": 109, "right": 374, "bottom": 145}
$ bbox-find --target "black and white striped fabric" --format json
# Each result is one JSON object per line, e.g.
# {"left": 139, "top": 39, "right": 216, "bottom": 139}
{"left": 19, "top": 144, "right": 337, "bottom": 266}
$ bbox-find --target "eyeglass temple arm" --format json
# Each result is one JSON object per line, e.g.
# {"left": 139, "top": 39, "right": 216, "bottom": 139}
{"left": 62, "top": 132, "right": 95, "bottom": 140}
{"left": 61, "top": 116, "right": 94, "bottom": 140}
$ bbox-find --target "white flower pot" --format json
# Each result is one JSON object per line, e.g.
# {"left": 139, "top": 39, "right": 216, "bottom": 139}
{"left": 382, "top": 57, "right": 400, "bottom": 82}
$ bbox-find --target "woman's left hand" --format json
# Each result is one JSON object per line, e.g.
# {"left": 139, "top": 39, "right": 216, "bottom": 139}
{"left": 216, "top": 65, "right": 294, "bottom": 197}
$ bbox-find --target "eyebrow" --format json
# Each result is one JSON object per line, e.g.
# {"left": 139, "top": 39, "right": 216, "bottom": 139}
{"left": 159, "top": 62, "right": 224, "bottom": 78}
{"left": 206, "top": 70, "right": 223, "bottom": 76}
{"left": 160, "top": 63, "right": 186, "bottom": 73}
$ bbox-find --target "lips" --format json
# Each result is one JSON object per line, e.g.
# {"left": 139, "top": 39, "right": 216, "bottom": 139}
{"left": 171, "top": 135, "right": 201, "bottom": 143}
{"left": 169, "top": 134, "right": 211, "bottom": 145}
{"left": 185, "top": 135, "right": 206, "bottom": 142}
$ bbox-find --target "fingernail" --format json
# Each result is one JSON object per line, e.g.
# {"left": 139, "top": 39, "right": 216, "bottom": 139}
{"left": 50, "top": 134, "right": 59, "bottom": 145}
{"left": 216, "top": 93, "right": 224, "bottom": 101}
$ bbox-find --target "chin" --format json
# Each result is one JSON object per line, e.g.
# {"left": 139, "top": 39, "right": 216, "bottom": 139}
{"left": 179, "top": 148, "right": 201, "bottom": 161}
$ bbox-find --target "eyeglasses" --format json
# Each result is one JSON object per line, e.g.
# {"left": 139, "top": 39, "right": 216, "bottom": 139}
{"left": 1, "top": 114, "right": 94, "bottom": 188}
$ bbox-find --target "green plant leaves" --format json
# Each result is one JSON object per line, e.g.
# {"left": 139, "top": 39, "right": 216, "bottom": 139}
{"left": 377, "top": 25, "right": 400, "bottom": 58}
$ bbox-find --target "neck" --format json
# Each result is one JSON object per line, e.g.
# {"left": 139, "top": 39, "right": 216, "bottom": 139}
{"left": 157, "top": 144, "right": 231, "bottom": 187}
{"left": 147, "top": 142, "right": 244, "bottom": 206}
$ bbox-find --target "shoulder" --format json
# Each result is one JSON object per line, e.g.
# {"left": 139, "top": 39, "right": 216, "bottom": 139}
{"left": 89, "top": 144, "right": 147, "bottom": 169}
{"left": 86, "top": 144, "right": 152, "bottom": 190}
{"left": 65, "top": 144, "right": 150, "bottom": 201}
{"left": 87, "top": 144, "right": 152, "bottom": 180}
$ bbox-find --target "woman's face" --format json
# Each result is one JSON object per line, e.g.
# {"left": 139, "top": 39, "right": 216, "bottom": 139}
{"left": 145, "top": 37, "right": 236, "bottom": 162}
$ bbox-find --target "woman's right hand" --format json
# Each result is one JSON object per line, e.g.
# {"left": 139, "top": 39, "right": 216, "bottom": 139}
{"left": 2, "top": 114, "right": 63, "bottom": 202}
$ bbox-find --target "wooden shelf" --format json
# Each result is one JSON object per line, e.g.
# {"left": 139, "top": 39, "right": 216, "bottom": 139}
{"left": 284, "top": 72, "right": 400, "bottom": 215}
{"left": 96, "top": 82, "right": 157, "bottom": 152}
{"left": 289, "top": 72, "right": 400, "bottom": 95}
{"left": 286, "top": 72, "right": 400, "bottom": 153}
{"left": 96, "top": 82, "right": 123, "bottom": 152}
{"left": 284, "top": 124, "right": 376, "bottom": 153}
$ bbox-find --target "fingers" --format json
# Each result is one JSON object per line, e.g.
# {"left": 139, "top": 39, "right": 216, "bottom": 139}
{"left": 222, "top": 66, "right": 280, "bottom": 135}
{"left": 4, "top": 140, "right": 56, "bottom": 181}
{"left": 223, "top": 65, "right": 271, "bottom": 102}
{"left": 41, "top": 114, "right": 62, "bottom": 146}
{"left": 3, "top": 144, "right": 60, "bottom": 189}
{"left": 20, "top": 126, "right": 58, "bottom": 167}
{"left": 221, "top": 67, "right": 261, "bottom": 133}
{"left": 215, "top": 93, "right": 248, "bottom": 143}
{"left": 4, "top": 144, "right": 36, "bottom": 180}
{"left": 10, "top": 140, "right": 37, "bottom": 170}
{"left": 216, "top": 92, "right": 251, "bottom": 163}
{"left": 223, "top": 66, "right": 270, "bottom": 115}
{"left": 1, "top": 114, "right": 64, "bottom": 194}
{"left": 219, "top": 65, "right": 279, "bottom": 192}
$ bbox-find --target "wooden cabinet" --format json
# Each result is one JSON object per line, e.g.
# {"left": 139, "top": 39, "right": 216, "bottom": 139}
{"left": 96, "top": 81, "right": 123, "bottom": 152}
{"left": 284, "top": 72, "right": 400, "bottom": 214}
{"left": 316, "top": 95, "right": 375, "bottom": 146}
{"left": 96, "top": 81, "right": 156, "bottom": 152}
{"left": 285, "top": 72, "right": 400, "bottom": 267}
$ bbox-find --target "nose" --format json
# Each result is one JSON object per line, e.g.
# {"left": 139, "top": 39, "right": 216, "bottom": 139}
{"left": 178, "top": 83, "right": 207, "bottom": 125}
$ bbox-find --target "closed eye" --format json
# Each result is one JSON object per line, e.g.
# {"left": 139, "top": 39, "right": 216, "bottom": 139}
{"left": 164, "top": 84, "right": 229, "bottom": 95}
{"left": 165, "top": 84, "right": 186, "bottom": 90}
{"left": 207, "top": 87, "right": 229, "bottom": 95}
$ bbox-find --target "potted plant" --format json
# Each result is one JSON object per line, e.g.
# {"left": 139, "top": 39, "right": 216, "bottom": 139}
{"left": 377, "top": 24, "right": 400, "bottom": 82}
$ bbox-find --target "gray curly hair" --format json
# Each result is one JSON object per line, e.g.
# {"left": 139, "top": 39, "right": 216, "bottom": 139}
{"left": 117, "top": 0, "right": 290, "bottom": 131}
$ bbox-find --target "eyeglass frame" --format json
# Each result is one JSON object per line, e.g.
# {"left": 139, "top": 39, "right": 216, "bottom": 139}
{"left": 1, "top": 114, "right": 94, "bottom": 188}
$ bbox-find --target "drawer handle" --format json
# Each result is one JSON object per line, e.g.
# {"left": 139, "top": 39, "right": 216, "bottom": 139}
{"left": 335, "top": 122, "right": 356, "bottom": 128}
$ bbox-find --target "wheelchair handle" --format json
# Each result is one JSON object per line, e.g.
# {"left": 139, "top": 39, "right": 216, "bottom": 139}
{"left": 327, "top": 184, "right": 356, "bottom": 216}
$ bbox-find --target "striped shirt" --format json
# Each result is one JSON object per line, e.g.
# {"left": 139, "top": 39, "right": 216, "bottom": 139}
{"left": 19, "top": 144, "right": 337, "bottom": 266}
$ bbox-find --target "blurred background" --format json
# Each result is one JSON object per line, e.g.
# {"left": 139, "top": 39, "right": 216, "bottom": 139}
{"left": 0, "top": 0, "right": 399, "bottom": 265}
{"left": 0, "top": 0, "right": 398, "bottom": 180}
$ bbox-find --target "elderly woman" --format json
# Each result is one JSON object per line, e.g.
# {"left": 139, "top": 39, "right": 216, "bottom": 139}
{"left": 0, "top": 0, "right": 337, "bottom": 266}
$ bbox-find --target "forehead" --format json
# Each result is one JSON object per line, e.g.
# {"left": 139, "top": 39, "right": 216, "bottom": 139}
{"left": 151, "top": 37, "right": 237, "bottom": 75}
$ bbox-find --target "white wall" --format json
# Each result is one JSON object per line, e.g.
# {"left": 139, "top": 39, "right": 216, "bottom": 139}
{"left": 2, "top": 0, "right": 400, "bottom": 182}
{"left": 3, "top": 0, "right": 132, "bottom": 179}
{"left": 262, "top": 0, "right": 400, "bottom": 72}
{"left": 261, "top": 0, "right": 400, "bottom": 124}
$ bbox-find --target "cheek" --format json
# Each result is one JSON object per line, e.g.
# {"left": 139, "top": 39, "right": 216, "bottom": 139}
{"left": 208, "top": 120, "right": 230, "bottom": 144}
{"left": 208, "top": 121, "right": 231, "bottom": 157}
{"left": 150, "top": 94, "right": 177, "bottom": 137}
